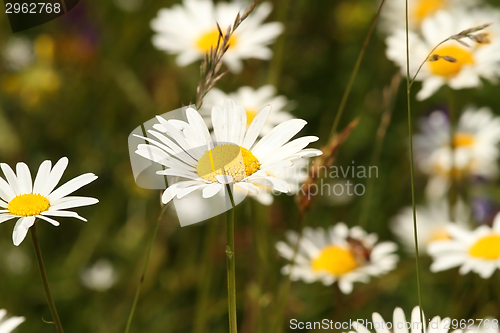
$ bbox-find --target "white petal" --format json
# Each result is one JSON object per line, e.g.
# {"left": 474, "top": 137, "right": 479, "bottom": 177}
{"left": 211, "top": 105, "right": 227, "bottom": 143}
{"left": 41, "top": 157, "right": 69, "bottom": 196}
{"left": 251, "top": 119, "right": 307, "bottom": 158}
{"left": 12, "top": 216, "right": 35, "bottom": 246}
{"left": 41, "top": 210, "right": 87, "bottom": 222}
{"left": 1, "top": 163, "right": 21, "bottom": 196}
{"left": 235, "top": 182, "right": 260, "bottom": 194}
{"left": 33, "top": 160, "right": 52, "bottom": 194}
{"left": 0, "top": 214, "right": 17, "bottom": 224}
{"left": 0, "top": 176, "right": 16, "bottom": 202}
{"left": 16, "top": 162, "right": 33, "bottom": 194}
{"left": 36, "top": 214, "right": 60, "bottom": 226}
{"left": 47, "top": 173, "right": 98, "bottom": 202}
{"left": 242, "top": 105, "right": 271, "bottom": 149}
{"left": 0, "top": 315, "right": 25, "bottom": 332}
{"left": 186, "top": 107, "right": 212, "bottom": 145}
{"left": 393, "top": 307, "right": 409, "bottom": 333}
{"left": 49, "top": 197, "right": 99, "bottom": 210}
{"left": 202, "top": 183, "right": 223, "bottom": 198}
{"left": 216, "top": 175, "right": 233, "bottom": 184}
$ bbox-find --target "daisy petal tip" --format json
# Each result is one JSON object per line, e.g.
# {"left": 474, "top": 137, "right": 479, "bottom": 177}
{"left": 216, "top": 175, "right": 233, "bottom": 184}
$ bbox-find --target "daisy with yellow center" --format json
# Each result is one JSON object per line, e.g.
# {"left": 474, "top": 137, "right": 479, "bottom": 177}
{"left": 200, "top": 85, "right": 294, "bottom": 136}
{"left": 429, "top": 212, "right": 500, "bottom": 278}
{"left": 276, "top": 223, "right": 398, "bottom": 294}
{"left": 0, "top": 157, "right": 98, "bottom": 246}
{"left": 413, "top": 108, "right": 500, "bottom": 199}
{"left": 391, "top": 200, "right": 470, "bottom": 254}
{"left": 135, "top": 99, "right": 321, "bottom": 217}
{"left": 386, "top": 8, "right": 500, "bottom": 100}
{"left": 150, "top": 0, "right": 283, "bottom": 73}
{"left": 379, "top": 0, "right": 476, "bottom": 33}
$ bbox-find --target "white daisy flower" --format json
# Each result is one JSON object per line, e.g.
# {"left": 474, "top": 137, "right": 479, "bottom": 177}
{"left": 151, "top": 0, "right": 284, "bottom": 73}
{"left": 135, "top": 99, "right": 321, "bottom": 206}
{"left": 386, "top": 8, "right": 500, "bottom": 100}
{"left": 200, "top": 85, "right": 293, "bottom": 136}
{"left": 0, "top": 309, "right": 25, "bottom": 333}
{"left": 414, "top": 108, "right": 500, "bottom": 198}
{"left": 346, "top": 306, "right": 449, "bottom": 333}
{"left": 390, "top": 200, "right": 470, "bottom": 254}
{"left": 276, "top": 223, "right": 399, "bottom": 294}
{"left": 429, "top": 212, "right": 500, "bottom": 278}
{"left": 379, "top": 0, "right": 476, "bottom": 33}
{"left": 0, "top": 157, "right": 98, "bottom": 246}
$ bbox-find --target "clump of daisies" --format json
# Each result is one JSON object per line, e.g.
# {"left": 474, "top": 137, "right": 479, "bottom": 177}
{"left": 0, "top": 157, "right": 98, "bottom": 246}
{"left": 0, "top": 309, "right": 25, "bottom": 333}
{"left": 413, "top": 107, "right": 500, "bottom": 198}
{"left": 276, "top": 223, "right": 398, "bottom": 294}
{"left": 135, "top": 99, "right": 321, "bottom": 210}
{"left": 386, "top": 7, "right": 500, "bottom": 100}
{"left": 150, "top": 0, "right": 283, "bottom": 73}
{"left": 429, "top": 211, "right": 500, "bottom": 278}
{"left": 200, "top": 85, "right": 293, "bottom": 135}
{"left": 391, "top": 200, "right": 470, "bottom": 254}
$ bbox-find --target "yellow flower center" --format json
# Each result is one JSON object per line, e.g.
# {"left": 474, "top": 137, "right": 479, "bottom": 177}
{"left": 311, "top": 245, "right": 359, "bottom": 276}
{"left": 413, "top": 0, "right": 446, "bottom": 22}
{"left": 196, "top": 29, "right": 238, "bottom": 53}
{"left": 453, "top": 133, "right": 475, "bottom": 147}
{"left": 469, "top": 234, "right": 500, "bottom": 260}
{"left": 8, "top": 193, "right": 50, "bottom": 217}
{"left": 429, "top": 45, "right": 475, "bottom": 78}
{"left": 196, "top": 144, "right": 260, "bottom": 183}
{"left": 245, "top": 107, "right": 258, "bottom": 126}
{"left": 429, "top": 228, "right": 451, "bottom": 242}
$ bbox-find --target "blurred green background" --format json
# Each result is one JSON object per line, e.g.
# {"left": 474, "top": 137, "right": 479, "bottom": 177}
{"left": 1, "top": 0, "right": 500, "bottom": 332}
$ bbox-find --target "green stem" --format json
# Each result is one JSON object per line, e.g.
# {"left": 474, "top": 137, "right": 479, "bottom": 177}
{"left": 405, "top": 0, "right": 425, "bottom": 327}
{"left": 124, "top": 205, "right": 167, "bottom": 333}
{"left": 31, "top": 223, "right": 65, "bottom": 333}
{"left": 225, "top": 184, "right": 237, "bottom": 333}
{"left": 328, "top": 0, "right": 386, "bottom": 140}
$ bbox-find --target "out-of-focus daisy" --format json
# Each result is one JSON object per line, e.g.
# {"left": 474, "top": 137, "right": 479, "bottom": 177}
{"left": 150, "top": 0, "right": 283, "bottom": 73}
{"left": 346, "top": 306, "right": 449, "bottom": 333}
{"left": 1, "top": 34, "right": 60, "bottom": 108}
{"left": 80, "top": 259, "right": 117, "bottom": 292}
{"left": 414, "top": 108, "right": 500, "bottom": 198}
{"left": 386, "top": 8, "right": 500, "bottom": 100}
{"left": 379, "top": 0, "right": 476, "bottom": 33}
{"left": 135, "top": 99, "right": 321, "bottom": 206}
{"left": 391, "top": 200, "right": 469, "bottom": 254}
{"left": 0, "top": 157, "right": 98, "bottom": 246}
{"left": 276, "top": 223, "right": 398, "bottom": 294}
{"left": 200, "top": 85, "right": 293, "bottom": 135}
{"left": 2, "top": 37, "right": 34, "bottom": 71}
{"left": 429, "top": 212, "right": 500, "bottom": 278}
{"left": 0, "top": 309, "right": 25, "bottom": 333}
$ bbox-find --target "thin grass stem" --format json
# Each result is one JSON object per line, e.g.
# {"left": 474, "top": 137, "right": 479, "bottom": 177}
{"left": 225, "top": 184, "right": 238, "bottom": 333}
{"left": 124, "top": 205, "right": 168, "bottom": 333}
{"left": 31, "top": 223, "right": 65, "bottom": 333}
{"left": 328, "top": 0, "right": 386, "bottom": 140}
{"left": 405, "top": 0, "right": 425, "bottom": 328}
